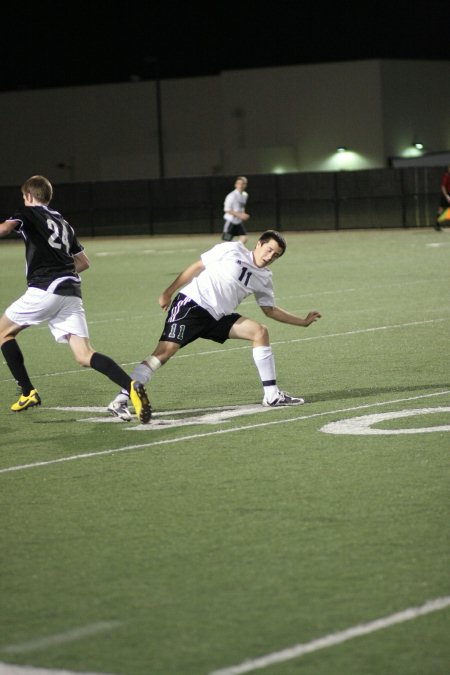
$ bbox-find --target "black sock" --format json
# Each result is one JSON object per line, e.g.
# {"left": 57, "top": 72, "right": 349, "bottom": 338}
{"left": 90, "top": 352, "right": 132, "bottom": 392}
{"left": 1, "top": 339, "right": 34, "bottom": 396}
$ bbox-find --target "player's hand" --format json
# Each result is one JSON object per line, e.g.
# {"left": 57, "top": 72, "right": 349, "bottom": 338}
{"left": 304, "top": 311, "right": 321, "bottom": 326}
{"left": 159, "top": 291, "right": 172, "bottom": 311}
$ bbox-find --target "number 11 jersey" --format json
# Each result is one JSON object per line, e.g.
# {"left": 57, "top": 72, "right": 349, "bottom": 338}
{"left": 182, "top": 241, "right": 275, "bottom": 320}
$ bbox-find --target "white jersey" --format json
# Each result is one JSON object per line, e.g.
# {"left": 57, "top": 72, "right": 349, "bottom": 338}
{"left": 181, "top": 242, "right": 275, "bottom": 320}
{"left": 224, "top": 189, "right": 248, "bottom": 224}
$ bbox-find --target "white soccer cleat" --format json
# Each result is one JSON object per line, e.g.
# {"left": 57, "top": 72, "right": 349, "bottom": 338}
{"left": 108, "top": 398, "right": 132, "bottom": 421}
{"left": 262, "top": 390, "right": 305, "bottom": 407}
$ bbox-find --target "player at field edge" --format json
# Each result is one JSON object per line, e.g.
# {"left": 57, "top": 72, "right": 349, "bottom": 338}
{"left": 108, "top": 230, "right": 321, "bottom": 421}
{"left": 435, "top": 164, "right": 450, "bottom": 231}
{"left": 0, "top": 175, "right": 151, "bottom": 423}
{"left": 222, "top": 176, "right": 250, "bottom": 244}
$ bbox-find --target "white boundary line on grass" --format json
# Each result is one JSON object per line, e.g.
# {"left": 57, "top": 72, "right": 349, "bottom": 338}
{"left": 209, "top": 595, "right": 450, "bottom": 675}
{"left": 321, "top": 407, "right": 450, "bottom": 434}
{"left": 1, "top": 622, "right": 121, "bottom": 656}
{"left": 0, "top": 664, "right": 114, "bottom": 675}
{"left": 0, "top": 317, "right": 448, "bottom": 384}
{"left": 1, "top": 390, "right": 449, "bottom": 474}
{"left": 2, "top": 595, "right": 449, "bottom": 675}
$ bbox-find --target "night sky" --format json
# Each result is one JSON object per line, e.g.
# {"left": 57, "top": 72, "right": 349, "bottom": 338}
{"left": 3, "top": 1, "right": 449, "bottom": 92}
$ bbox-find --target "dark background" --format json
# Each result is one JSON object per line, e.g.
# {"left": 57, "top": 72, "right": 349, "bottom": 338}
{"left": 3, "top": 1, "right": 449, "bottom": 92}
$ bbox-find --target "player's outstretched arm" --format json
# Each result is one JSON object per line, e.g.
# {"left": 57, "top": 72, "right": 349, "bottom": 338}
{"left": 159, "top": 259, "right": 205, "bottom": 311}
{"left": 0, "top": 219, "right": 19, "bottom": 237}
{"left": 261, "top": 305, "right": 321, "bottom": 327}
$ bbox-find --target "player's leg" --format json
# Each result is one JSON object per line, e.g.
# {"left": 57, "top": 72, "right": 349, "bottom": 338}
{"left": 222, "top": 220, "right": 234, "bottom": 241}
{"left": 0, "top": 314, "right": 41, "bottom": 411}
{"left": 68, "top": 334, "right": 151, "bottom": 423}
{"left": 228, "top": 316, "right": 304, "bottom": 406}
{"left": 107, "top": 340, "right": 179, "bottom": 420}
{"left": 47, "top": 296, "right": 149, "bottom": 422}
{"left": 4, "top": 288, "right": 73, "bottom": 410}
{"left": 435, "top": 195, "right": 449, "bottom": 231}
{"left": 132, "top": 341, "right": 179, "bottom": 382}
{"left": 108, "top": 293, "right": 206, "bottom": 419}
{"left": 235, "top": 223, "right": 248, "bottom": 244}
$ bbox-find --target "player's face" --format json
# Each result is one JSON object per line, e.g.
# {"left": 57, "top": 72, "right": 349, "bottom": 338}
{"left": 235, "top": 179, "right": 247, "bottom": 191}
{"left": 253, "top": 239, "right": 283, "bottom": 267}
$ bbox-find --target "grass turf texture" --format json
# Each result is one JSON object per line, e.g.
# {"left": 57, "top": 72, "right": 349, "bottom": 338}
{"left": 0, "top": 229, "right": 449, "bottom": 675}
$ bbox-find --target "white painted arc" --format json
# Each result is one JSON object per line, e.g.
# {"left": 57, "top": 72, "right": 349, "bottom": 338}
{"left": 321, "top": 407, "right": 450, "bottom": 435}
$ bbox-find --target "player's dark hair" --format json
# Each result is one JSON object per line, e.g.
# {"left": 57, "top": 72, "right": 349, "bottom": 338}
{"left": 21, "top": 175, "right": 53, "bottom": 204}
{"left": 258, "top": 230, "right": 287, "bottom": 256}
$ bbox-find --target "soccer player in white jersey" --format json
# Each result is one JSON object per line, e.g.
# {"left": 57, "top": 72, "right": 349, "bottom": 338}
{"left": 108, "top": 230, "right": 321, "bottom": 420}
{"left": 0, "top": 175, "right": 151, "bottom": 423}
{"left": 222, "top": 176, "right": 250, "bottom": 243}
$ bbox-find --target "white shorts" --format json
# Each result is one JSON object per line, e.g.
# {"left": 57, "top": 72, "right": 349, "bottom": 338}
{"left": 6, "top": 287, "right": 89, "bottom": 343}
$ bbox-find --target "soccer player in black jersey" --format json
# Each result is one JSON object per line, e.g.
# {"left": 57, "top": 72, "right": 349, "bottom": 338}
{"left": 0, "top": 175, "right": 151, "bottom": 423}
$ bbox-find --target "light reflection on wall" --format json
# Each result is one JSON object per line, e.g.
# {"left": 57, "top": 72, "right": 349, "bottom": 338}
{"left": 320, "top": 149, "right": 372, "bottom": 171}
{"left": 400, "top": 143, "right": 425, "bottom": 158}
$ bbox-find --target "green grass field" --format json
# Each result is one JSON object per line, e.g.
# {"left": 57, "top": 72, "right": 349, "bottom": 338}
{"left": 1, "top": 228, "right": 449, "bottom": 675}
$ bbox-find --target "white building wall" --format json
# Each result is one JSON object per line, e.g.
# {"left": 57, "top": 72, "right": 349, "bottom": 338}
{"left": 0, "top": 59, "right": 448, "bottom": 185}
{"left": 380, "top": 60, "right": 450, "bottom": 160}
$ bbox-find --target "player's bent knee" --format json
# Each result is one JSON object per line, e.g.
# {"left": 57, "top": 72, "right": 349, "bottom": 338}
{"left": 254, "top": 323, "right": 269, "bottom": 342}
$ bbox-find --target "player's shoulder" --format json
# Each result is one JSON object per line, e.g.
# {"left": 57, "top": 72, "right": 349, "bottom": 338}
{"left": 205, "top": 240, "right": 244, "bottom": 260}
{"left": 18, "top": 205, "right": 50, "bottom": 227}
{"left": 225, "top": 241, "right": 248, "bottom": 256}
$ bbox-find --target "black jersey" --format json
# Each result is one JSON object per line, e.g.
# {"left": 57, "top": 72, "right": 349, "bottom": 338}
{"left": 12, "top": 205, "right": 84, "bottom": 298}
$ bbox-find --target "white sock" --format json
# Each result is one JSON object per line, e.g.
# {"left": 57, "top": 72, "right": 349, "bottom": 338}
{"left": 132, "top": 356, "right": 162, "bottom": 385}
{"left": 117, "top": 356, "right": 162, "bottom": 401}
{"left": 131, "top": 363, "right": 152, "bottom": 385}
{"left": 252, "top": 346, "right": 278, "bottom": 400}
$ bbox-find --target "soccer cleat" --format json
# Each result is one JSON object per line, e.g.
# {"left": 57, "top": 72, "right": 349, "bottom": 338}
{"left": 129, "top": 380, "right": 152, "bottom": 424}
{"left": 11, "top": 389, "right": 41, "bottom": 412}
{"left": 107, "top": 398, "right": 133, "bottom": 421}
{"left": 262, "top": 390, "right": 305, "bottom": 407}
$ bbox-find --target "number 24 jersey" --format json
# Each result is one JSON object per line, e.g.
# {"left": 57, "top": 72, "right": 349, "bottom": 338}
{"left": 12, "top": 205, "right": 84, "bottom": 297}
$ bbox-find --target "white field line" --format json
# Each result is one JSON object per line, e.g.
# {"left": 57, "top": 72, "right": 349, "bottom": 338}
{"left": 0, "top": 317, "right": 447, "bottom": 384}
{"left": 209, "top": 595, "right": 450, "bottom": 675}
{"left": 1, "top": 622, "right": 121, "bottom": 656}
{"left": 1, "top": 597, "right": 449, "bottom": 675}
{"left": 0, "top": 665, "right": 114, "bottom": 675}
{"left": 94, "top": 247, "right": 198, "bottom": 257}
{"left": 1, "top": 390, "right": 449, "bottom": 475}
{"left": 180, "top": 317, "right": 449, "bottom": 359}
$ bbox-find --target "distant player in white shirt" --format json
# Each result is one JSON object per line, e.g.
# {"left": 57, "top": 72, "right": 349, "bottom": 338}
{"left": 222, "top": 176, "right": 250, "bottom": 244}
{"left": 108, "top": 230, "right": 321, "bottom": 420}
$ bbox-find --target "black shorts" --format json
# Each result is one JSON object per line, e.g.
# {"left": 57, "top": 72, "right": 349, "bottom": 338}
{"left": 159, "top": 293, "right": 241, "bottom": 347}
{"left": 222, "top": 221, "right": 247, "bottom": 241}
